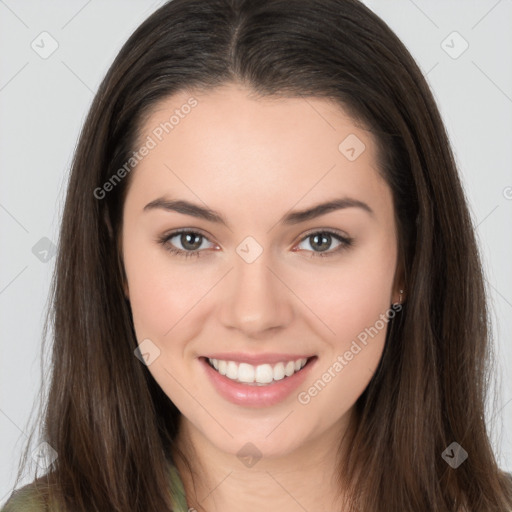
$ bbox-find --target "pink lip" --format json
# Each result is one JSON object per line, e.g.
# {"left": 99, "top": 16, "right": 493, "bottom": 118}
{"left": 199, "top": 356, "right": 317, "bottom": 408}
{"left": 202, "top": 352, "right": 315, "bottom": 365}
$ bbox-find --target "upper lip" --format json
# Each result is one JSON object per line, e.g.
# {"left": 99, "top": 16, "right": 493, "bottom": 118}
{"left": 202, "top": 353, "right": 316, "bottom": 365}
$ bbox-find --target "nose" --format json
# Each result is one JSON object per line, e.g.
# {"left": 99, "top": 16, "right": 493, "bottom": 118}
{"left": 218, "top": 249, "right": 294, "bottom": 337}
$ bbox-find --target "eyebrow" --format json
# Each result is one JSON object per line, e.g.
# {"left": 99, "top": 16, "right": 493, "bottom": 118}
{"left": 143, "top": 196, "right": 374, "bottom": 228}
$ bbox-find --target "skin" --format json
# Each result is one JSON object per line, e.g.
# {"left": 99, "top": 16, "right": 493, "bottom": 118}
{"left": 121, "top": 83, "right": 404, "bottom": 511}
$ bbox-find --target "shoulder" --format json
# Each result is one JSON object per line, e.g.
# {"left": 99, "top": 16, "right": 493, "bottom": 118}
{"left": 501, "top": 469, "right": 512, "bottom": 493}
{"left": 1, "top": 486, "right": 43, "bottom": 511}
{"left": 1, "top": 482, "right": 57, "bottom": 512}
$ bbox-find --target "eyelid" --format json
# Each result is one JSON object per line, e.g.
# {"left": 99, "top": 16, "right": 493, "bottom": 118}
{"left": 298, "top": 227, "right": 351, "bottom": 242}
{"left": 158, "top": 227, "right": 215, "bottom": 243}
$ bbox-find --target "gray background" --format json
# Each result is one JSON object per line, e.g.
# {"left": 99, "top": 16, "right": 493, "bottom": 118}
{"left": 1, "top": 0, "right": 511, "bottom": 503}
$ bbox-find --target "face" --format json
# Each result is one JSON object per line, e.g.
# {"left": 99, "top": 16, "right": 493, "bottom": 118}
{"left": 120, "top": 83, "right": 401, "bottom": 461}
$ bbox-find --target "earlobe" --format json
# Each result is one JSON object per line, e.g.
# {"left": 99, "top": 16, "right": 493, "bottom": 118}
{"left": 393, "top": 255, "right": 406, "bottom": 306}
{"left": 391, "top": 288, "right": 405, "bottom": 308}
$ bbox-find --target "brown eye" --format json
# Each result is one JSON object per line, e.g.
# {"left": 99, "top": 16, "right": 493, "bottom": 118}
{"left": 158, "top": 230, "right": 215, "bottom": 259}
{"left": 309, "top": 233, "right": 335, "bottom": 252}
{"left": 177, "top": 232, "right": 203, "bottom": 251}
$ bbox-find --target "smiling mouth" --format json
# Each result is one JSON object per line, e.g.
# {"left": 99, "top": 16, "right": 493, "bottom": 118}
{"left": 202, "top": 356, "right": 317, "bottom": 386}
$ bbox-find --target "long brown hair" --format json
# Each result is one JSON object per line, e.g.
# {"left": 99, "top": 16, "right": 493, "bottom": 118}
{"left": 6, "top": 0, "right": 512, "bottom": 510}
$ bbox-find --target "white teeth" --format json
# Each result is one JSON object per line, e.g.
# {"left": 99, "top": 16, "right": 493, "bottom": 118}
{"left": 207, "top": 357, "right": 309, "bottom": 385}
{"left": 238, "top": 363, "right": 255, "bottom": 383}
{"left": 285, "top": 361, "right": 295, "bottom": 376}
{"left": 226, "top": 361, "right": 238, "bottom": 380}
{"left": 255, "top": 364, "right": 273, "bottom": 384}
{"left": 273, "top": 362, "right": 285, "bottom": 381}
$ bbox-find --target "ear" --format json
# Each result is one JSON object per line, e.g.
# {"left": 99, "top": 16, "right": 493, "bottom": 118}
{"left": 392, "top": 254, "right": 406, "bottom": 305}
{"left": 394, "top": 285, "right": 405, "bottom": 305}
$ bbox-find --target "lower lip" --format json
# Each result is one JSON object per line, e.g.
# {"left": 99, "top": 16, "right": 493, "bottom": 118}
{"left": 199, "top": 356, "right": 317, "bottom": 407}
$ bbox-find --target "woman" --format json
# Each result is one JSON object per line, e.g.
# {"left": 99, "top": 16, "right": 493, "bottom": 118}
{"left": 2, "top": 0, "right": 511, "bottom": 510}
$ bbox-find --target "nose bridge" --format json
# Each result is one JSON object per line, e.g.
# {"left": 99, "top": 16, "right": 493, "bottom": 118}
{"left": 218, "top": 238, "right": 293, "bottom": 335}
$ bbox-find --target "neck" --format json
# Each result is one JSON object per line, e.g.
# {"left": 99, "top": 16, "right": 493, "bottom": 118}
{"left": 171, "top": 411, "right": 356, "bottom": 512}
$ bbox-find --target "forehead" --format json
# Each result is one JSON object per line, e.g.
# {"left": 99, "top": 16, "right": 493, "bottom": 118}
{"left": 126, "top": 83, "right": 391, "bottom": 222}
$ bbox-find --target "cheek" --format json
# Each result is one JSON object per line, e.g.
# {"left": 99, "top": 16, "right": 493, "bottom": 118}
{"left": 122, "top": 233, "right": 208, "bottom": 341}
{"left": 296, "top": 237, "right": 397, "bottom": 344}
{"left": 292, "top": 238, "right": 396, "bottom": 404}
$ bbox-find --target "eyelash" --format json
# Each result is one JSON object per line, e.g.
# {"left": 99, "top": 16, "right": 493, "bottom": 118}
{"left": 157, "top": 228, "right": 354, "bottom": 259}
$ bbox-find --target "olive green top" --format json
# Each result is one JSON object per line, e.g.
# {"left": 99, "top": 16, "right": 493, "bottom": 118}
{"left": 0, "top": 460, "right": 189, "bottom": 512}
{"left": 4, "top": 465, "right": 511, "bottom": 511}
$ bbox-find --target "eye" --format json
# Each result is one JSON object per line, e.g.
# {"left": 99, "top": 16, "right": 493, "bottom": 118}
{"left": 157, "top": 229, "right": 216, "bottom": 259}
{"left": 294, "top": 230, "right": 353, "bottom": 258}
{"left": 157, "top": 229, "right": 354, "bottom": 259}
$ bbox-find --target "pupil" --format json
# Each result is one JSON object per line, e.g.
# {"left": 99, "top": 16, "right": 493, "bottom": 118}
{"left": 182, "top": 233, "right": 201, "bottom": 250}
{"left": 312, "top": 233, "right": 330, "bottom": 252}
